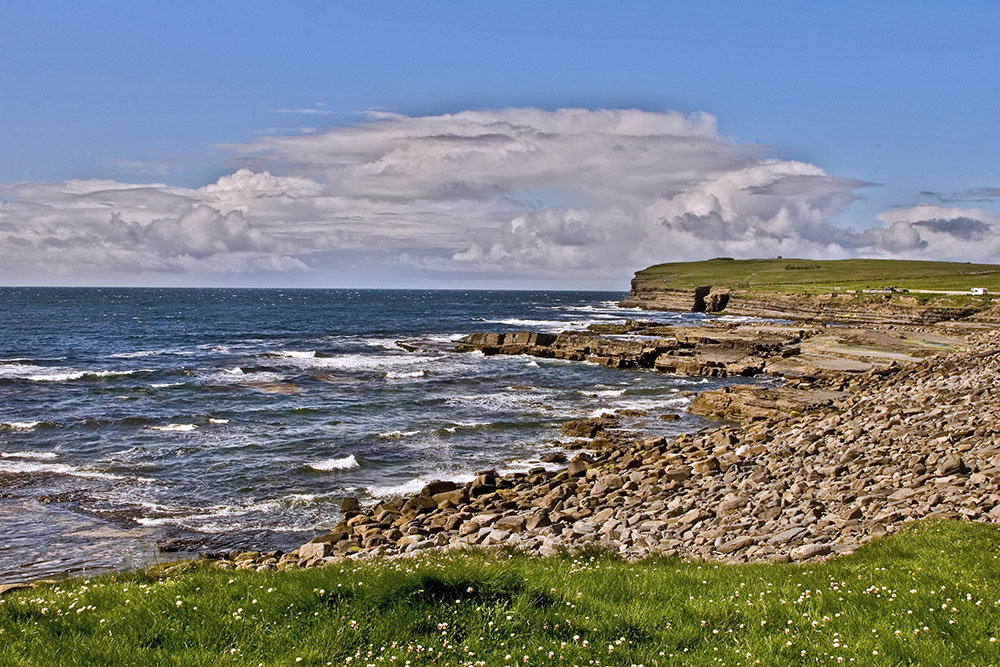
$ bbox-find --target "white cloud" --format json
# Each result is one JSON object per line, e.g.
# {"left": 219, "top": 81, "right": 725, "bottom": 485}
{"left": 1, "top": 107, "right": 997, "bottom": 287}
{"left": 865, "top": 204, "right": 1000, "bottom": 262}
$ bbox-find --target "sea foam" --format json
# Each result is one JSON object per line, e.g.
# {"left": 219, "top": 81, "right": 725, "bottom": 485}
{"left": 0, "top": 459, "right": 127, "bottom": 480}
{"left": 151, "top": 423, "right": 198, "bottom": 432}
{"left": 1, "top": 421, "right": 43, "bottom": 431}
{"left": 308, "top": 455, "right": 359, "bottom": 471}
{"left": 1, "top": 450, "right": 57, "bottom": 459}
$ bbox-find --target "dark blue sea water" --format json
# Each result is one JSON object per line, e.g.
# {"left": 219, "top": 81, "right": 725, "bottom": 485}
{"left": 0, "top": 288, "right": 738, "bottom": 583}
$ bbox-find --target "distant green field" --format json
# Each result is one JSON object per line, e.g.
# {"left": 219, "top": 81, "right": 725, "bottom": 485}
{"left": 635, "top": 258, "right": 1000, "bottom": 295}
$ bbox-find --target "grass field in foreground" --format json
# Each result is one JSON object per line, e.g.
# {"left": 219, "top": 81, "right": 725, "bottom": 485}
{"left": 3, "top": 521, "right": 1000, "bottom": 666}
{"left": 635, "top": 258, "right": 1000, "bottom": 295}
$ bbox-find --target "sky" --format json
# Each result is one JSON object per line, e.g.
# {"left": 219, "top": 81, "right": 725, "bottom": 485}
{"left": 1, "top": 1, "right": 999, "bottom": 289}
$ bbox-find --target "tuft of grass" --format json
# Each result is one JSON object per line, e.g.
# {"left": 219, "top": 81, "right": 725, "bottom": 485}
{"left": 2, "top": 521, "right": 1000, "bottom": 665}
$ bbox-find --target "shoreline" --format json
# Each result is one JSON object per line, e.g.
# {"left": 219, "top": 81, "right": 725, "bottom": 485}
{"left": 7, "top": 303, "right": 1000, "bottom": 584}
{"left": 207, "top": 314, "right": 1000, "bottom": 572}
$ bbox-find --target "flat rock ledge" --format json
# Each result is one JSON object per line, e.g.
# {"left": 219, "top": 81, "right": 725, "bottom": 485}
{"left": 209, "top": 327, "right": 1000, "bottom": 572}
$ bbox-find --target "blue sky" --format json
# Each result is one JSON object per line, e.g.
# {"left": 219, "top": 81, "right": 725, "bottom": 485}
{"left": 1, "top": 1, "right": 999, "bottom": 287}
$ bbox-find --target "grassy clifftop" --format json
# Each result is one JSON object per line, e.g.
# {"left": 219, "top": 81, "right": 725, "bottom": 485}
{"left": 634, "top": 257, "right": 1000, "bottom": 295}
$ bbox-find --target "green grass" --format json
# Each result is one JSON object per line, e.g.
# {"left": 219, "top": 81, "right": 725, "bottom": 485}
{"left": 635, "top": 258, "right": 1000, "bottom": 296}
{"left": 3, "top": 521, "right": 1000, "bottom": 665}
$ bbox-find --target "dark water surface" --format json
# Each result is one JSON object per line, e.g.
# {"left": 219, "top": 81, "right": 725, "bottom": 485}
{"left": 0, "top": 288, "right": 742, "bottom": 583}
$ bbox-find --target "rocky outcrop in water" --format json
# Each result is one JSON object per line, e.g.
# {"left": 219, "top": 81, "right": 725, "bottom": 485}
{"left": 455, "top": 321, "right": 966, "bottom": 380}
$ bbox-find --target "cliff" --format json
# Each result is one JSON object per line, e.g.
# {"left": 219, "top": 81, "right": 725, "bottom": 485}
{"left": 621, "top": 257, "right": 999, "bottom": 323}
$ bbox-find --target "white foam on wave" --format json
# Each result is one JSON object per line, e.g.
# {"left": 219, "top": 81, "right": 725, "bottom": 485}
{"left": 272, "top": 350, "right": 317, "bottom": 359}
{"left": 208, "top": 418, "right": 230, "bottom": 424}
{"left": 0, "top": 363, "right": 147, "bottom": 383}
{"left": 482, "top": 317, "right": 625, "bottom": 331}
{"left": 587, "top": 395, "right": 691, "bottom": 418}
{"left": 384, "top": 370, "right": 426, "bottom": 380}
{"left": 108, "top": 350, "right": 158, "bottom": 358}
{"left": 1, "top": 450, "right": 57, "bottom": 459}
{"left": 360, "top": 337, "right": 403, "bottom": 351}
{"left": 150, "top": 382, "right": 185, "bottom": 388}
{"left": 443, "top": 420, "right": 490, "bottom": 433}
{"left": 1, "top": 421, "right": 42, "bottom": 431}
{"left": 498, "top": 457, "right": 564, "bottom": 476}
{"left": 0, "top": 459, "right": 127, "bottom": 480}
{"left": 278, "top": 352, "right": 442, "bottom": 373}
{"left": 133, "top": 495, "right": 331, "bottom": 532}
{"left": 424, "top": 333, "right": 466, "bottom": 343}
{"left": 308, "top": 454, "right": 359, "bottom": 471}
{"left": 377, "top": 429, "right": 420, "bottom": 439}
{"left": 151, "top": 423, "right": 198, "bottom": 432}
{"left": 135, "top": 517, "right": 323, "bottom": 533}
{"left": 445, "top": 391, "right": 556, "bottom": 413}
{"left": 483, "top": 317, "right": 576, "bottom": 329}
{"left": 368, "top": 473, "right": 476, "bottom": 498}
{"left": 211, "top": 368, "right": 288, "bottom": 385}
{"left": 583, "top": 388, "right": 627, "bottom": 398}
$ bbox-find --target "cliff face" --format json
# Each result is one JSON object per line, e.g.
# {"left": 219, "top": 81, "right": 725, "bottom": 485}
{"left": 621, "top": 272, "right": 983, "bottom": 324}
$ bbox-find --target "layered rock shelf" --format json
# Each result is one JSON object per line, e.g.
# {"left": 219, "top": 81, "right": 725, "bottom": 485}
{"left": 210, "top": 321, "right": 1000, "bottom": 572}
{"left": 454, "top": 320, "right": 967, "bottom": 379}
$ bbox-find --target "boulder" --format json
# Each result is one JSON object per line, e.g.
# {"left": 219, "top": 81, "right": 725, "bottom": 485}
{"left": 298, "top": 542, "right": 332, "bottom": 560}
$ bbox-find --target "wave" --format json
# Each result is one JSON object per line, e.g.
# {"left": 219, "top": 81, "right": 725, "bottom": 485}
{"left": 445, "top": 391, "right": 557, "bottom": 413}
{"left": 211, "top": 368, "right": 289, "bottom": 386}
{"left": 270, "top": 350, "right": 317, "bottom": 359}
{"left": 151, "top": 423, "right": 198, "bottom": 432}
{"left": 0, "top": 364, "right": 150, "bottom": 383}
{"left": 1, "top": 420, "right": 44, "bottom": 431}
{"left": 498, "top": 456, "right": 565, "bottom": 476}
{"left": 367, "top": 472, "right": 476, "bottom": 498}
{"left": 0, "top": 459, "right": 128, "bottom": 480}
{"left": 273, "top": 352, "right": 442, "bottom": 373}
{"left": 426, "top": 333, "right": 466, "bottom": 342}
{"left": 1, "top": 450, "right": 57, "bottom": 459}
{"left": 208, "top": 418, "right": 229, "bottom": 424}
{"left": 442, "top": 420, "right": 492, "bottom": 433}
{"left": 384, "top": 370, "right": 426, "bottom": 380}
{"left": 361, "top": 337, "right": 403, "bottom": 350}
{"left": 134, "top": 517, "right": 322, "bottom": 533}
{"left": 587, "top": 395, "right": 692, "bottom": 418}
{"left": 377, "top": 429, "right": 420, "bottom": 439}
{"left": 107, "top": 350, "right": 159, "bottom": 359}
{"left": 150, "top": 382, "right": 185, "bottom": 388}
{"left": 308, "top": 455, "right": 359, "bottom": 471}
{"left": 582, "top": 388, "right": 627, "bottom": 398}
{"left": 481, "top": 317, "right": 626, "bottom": 331}
{"left": 483, "top": 317, "right": 578, "bottom": 329}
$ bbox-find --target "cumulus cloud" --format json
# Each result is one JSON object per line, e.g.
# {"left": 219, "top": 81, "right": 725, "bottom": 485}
{"left": 920, "top": 186, "right": 1000, "bottom": 203}
{"left": 866, "top": 205, "right": 1000, "bottom": 262}
{"left": 1, "top": 107, "right": 997, "bottom": 287}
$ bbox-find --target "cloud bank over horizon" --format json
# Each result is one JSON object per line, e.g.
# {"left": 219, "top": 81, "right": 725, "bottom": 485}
{"left": 2, "top": 108, "right": 998, "bottom": 288}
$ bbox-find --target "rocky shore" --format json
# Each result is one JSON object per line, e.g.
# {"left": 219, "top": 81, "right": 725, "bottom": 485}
{"left": 208, "top": 318, "right": 1000, "bottom": 572}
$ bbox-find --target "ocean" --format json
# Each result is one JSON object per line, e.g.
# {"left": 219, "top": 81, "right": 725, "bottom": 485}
{"left": 0, "top": 288, "right": 742, "bottom": 584}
